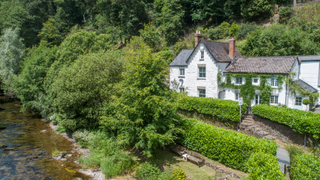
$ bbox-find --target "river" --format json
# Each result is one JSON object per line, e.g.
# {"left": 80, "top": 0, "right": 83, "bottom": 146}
{"left": 0, "top": 96, "right": 91, "bottom": 180}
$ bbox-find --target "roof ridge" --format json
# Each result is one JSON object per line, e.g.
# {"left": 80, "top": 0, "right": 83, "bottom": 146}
{"left": 202, "top": 39, "right": 228, "bottom": 44}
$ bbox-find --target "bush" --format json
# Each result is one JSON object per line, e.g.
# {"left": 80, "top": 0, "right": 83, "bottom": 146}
{"left": 177, "top": 96, "right": 247, "bottom": 122}
{"left": 290, "top": 153, "right": 320, "bottom": 180}
{"left": 279, "top": 6, "right": 292, "bottom": 24}
{"left": 173, "top": 168, "right": 186, "bottom": 180}
{"left": 207, "top": 28, "right": 221, "bottom": 40}
{"left": 236, "top": 23, "right": 258, "bottom": 40}
{"left": 180, "top": 118, "right": 278, "bottom": 171}
{"left": 245, "top": 151, "right": 285, "bottom": 180}
{"left": 229, "top": 22, "right": 239, "bottom": 37}
{"left": 135, "top": 162, "right": 161, "bottom": 180}
{"left": 252, "top": 104, "right": 320, "bottom": 139}
{"left": 302, "top": 99, "right": 310, "bottom": 105}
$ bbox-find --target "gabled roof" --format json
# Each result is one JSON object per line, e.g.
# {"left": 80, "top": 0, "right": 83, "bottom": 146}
{"left": 298, "top": 55, "right": 320, "bottom": 62}
{"left": 224, "top": 56, "right": 296, "bottom": 74}
{"left": 293, "top": 79, "right": 318, "bottom": 93}
{"left": 170, "top": 49, "right": 193, "bottom": 66}
{"left": 202, "top": 40, "right": 243, "bottom": 62}
{"left": 170, "top": 40, "right": 243, "bottom": 66}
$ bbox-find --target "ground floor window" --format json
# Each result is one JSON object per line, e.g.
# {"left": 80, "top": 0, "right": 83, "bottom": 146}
{"left": 179, "top": 88, "right": 184, "bottom": 93}
{"left": 255, "top": 95, "right": 261, "bottom": 105}
{"left": 198, "top": 89, "right": 206, "bottom": 97}
{"left": 235, "top": 93, "right": 240, "bottom": 100}
{"left": 295, "top": 97, "right": 302, "bottom": 106}
{"left": 270, "top": 96, "right": 278, "bottom": 104}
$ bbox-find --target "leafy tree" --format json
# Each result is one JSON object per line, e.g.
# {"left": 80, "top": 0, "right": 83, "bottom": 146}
{"left": 139, "top": 23, "right": 166, "bottom": 52}
{"left": 51, "top": 51, "right": 124, "bottom": 131}
{"left": 13, "top": 42, "right": 57, "bottom": 113}
{"left": 38, "top": 18, "right": 62, "bottom": 46}
{"left": 100, "top": 42, "right": 183, "bottom": 157}
{"left": 239, "top": 24, "right": 320, "bottom": 57}
{"left": 235, "top": 22, "right": 258, "bottom": 40}
{"left": 241, "top": 0, "right": 276, "bottom": 20}
{"left": 229, "top": 22, "right": 239, "bottom": 37}
{"left": 0, "top": 28, "right": 25, "bottom": 94}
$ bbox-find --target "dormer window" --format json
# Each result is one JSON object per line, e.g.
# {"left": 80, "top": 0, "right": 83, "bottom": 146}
{"left": 179, "top": 68, "right": 185, "bottom": 76}
{"left": 201, "top": 51, "right": 204, "bottom": 59}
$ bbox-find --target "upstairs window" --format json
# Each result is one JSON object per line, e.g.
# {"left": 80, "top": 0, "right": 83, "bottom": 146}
{"left": 199, "top": 67, "right": 206, "bottom": 78}
{"left": 179, "top": 68, "right": 185, "bottom": 76}
{"left": 235, "top": 77, "right": 242, "bottom": 85}
{"left": 253, "top": 78, "right": 259, "bottom": 84}
{"left": 198, "top": 89, "right": 206, "bottom": 97}
{"left": 201, "top": 51, "right": 204, "bottom": 59}
{"left": 179, "top": 88, "right": 184, "bottom": 93}
{"left": 271, "top": 77, "right": 278, "bottom": 87}
{"left": 295, "top": 97, "right": 302, "bottom": 106}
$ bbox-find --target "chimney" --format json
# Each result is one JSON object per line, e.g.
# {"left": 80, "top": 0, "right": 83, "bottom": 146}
{"left": 229, "top": 35, "right": 235, "bottom": 59}
{"left": 195, "top": 30, "right": 202, "bottom": 47}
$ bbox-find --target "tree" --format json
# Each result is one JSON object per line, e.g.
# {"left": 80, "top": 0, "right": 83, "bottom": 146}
{"left": 241, "top": 0, "right": 276, "bottom": 20}
{"left": 302, "top": 98, "right": 310, "bottom": 111}
{"left": 100, "top": 41, "right": 183, "bottom": 157}
{"left": 51, "top": 51, "right": 124, "bottom": 131}
{"left": 38, "top": 18, "right": 62, "bottom": 46}
{"left": 0, "top": 28, "right": 25, "bottom": 94}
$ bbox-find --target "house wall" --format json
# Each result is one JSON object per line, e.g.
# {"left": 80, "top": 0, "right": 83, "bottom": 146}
{"left": 287, "top": 91, "right": 308, "bottom": 111}
{"left": 291, "top": 59, "right": 300, "bottom": 80}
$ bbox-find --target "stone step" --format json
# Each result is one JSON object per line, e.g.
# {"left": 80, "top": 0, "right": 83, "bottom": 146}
{"left": 263, "top": 135, "right": 276, "bottom": 140}
{"left": 256, "top": 130, "right": 269, "bottom": 136}
{"left": 241, "top": 120, "right": 254, "bottom": 125}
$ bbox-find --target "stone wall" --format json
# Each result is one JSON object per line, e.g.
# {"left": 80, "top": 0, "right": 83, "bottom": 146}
{"left": 253, "top": 115, "right": 306, "bottom": 145}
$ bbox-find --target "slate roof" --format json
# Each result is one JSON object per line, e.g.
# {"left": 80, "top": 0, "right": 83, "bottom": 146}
{"left": 202, "top": 40, "right": 243, "bottom": 62}
{"left": 293, "top": 79, "right": 318, "bottom": 93}
{"left": 170, "top": 49, "right": 193, "bottom": 66}
{"left": 298, "top": 55, "right": 320, "bottom": 62}
{"left": 224, "top": 56, "right": 296, "bottom": 74}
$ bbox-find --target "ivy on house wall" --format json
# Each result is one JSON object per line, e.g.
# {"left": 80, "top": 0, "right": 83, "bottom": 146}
{"left": 218, "top": 72, "right": 285, "bottom": 106}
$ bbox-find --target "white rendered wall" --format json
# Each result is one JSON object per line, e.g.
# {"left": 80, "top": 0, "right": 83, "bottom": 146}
{"left": 299, "top": 61, "right": 320, "bottom": 104}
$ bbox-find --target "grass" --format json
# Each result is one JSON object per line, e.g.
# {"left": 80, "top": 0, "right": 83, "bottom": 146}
{"left": 52, "top": 148, "right": 60, "bottom": 156}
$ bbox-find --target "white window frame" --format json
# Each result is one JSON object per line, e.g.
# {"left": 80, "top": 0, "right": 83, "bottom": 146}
{"left": 235, "top": 93, "right": 240, "bottom": 100}
{"left": 179, "top": 88, "right": 184, "bottom": 93}
{"left": 198, "top": 67, "right": 206, "bottom": 78}
{"left": 255, "top": 94, "right": 261, "bottom": 105}
{"left": 198, "top": 89, "right": 206, "bottom": 97}
{"left": 271, "top": 77, "right": 278, "bottom": 87}
{"left": 200, "top": 50, "right": 204, "bottom": 59}
{"left": 253, "top": 78, "right": 259, "bottom": 84}
{"left": 270, "top": 95, "right": 278, "bottom": 104}
{"left": 235, "top": 77, "right": 243, "bottom": 85}
{"left": 179, "top": 68, "right": 185, "bottom": 76}
{"left": 295, "top": 97, "right": 302, "bottom": 106}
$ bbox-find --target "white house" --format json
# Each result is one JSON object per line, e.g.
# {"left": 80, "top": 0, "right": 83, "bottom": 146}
{"left": 170, "top": 32, "right": 320, "bottom": 111}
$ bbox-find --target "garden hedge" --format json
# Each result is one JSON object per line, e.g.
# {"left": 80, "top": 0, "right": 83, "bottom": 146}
{"left": 180, "top": 118, "right": 278, "bottom": 171}
{"left": 252, "top": 104, "right": 320, "bottom": 139}
{"left": 177, "top": 96, "right": 247, "bottom": 122}
{"left": 246, "top": 151, "right": 285, "bottom": 180}
{"left": 290, "top": 153, "right": 320, "bottom": 180}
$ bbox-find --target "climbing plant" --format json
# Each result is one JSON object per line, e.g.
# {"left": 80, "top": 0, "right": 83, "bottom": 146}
{"left": 218, "top": 72, "right": 284, "bottom": 105}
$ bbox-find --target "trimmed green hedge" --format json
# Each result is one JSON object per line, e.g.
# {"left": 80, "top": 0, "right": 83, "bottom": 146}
{"left": 252, "top": 104, "right": 320, "bottom": 139}
{"left": 180, "top": 118, "right": 278, "bottom": 171}
{"left": 291, "top": 153, "right": 320, "bottom": 180}
{"left": 177, "top": 96, "right": 247, "bottom": 122}
{"left": 246, "top": 151, "right": 285, "bottom": 180}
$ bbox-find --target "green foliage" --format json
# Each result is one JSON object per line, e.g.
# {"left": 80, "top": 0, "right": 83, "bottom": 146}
{"left": 139, "top": 24, "right": 166, "bottom": 52}
{"left": 302, "top": 99, "right": 310, "bottom": 105}
{"left": 173, "top": 34, "right": 194, "bottom": 56}
{"left": 0, "top": 28, "right": 25, "bottom": 94}
{"left": 180, "top": 118, "right": 278, "bottom": 171}
{"left": 207, "top": 28, "right": 221, "bottom": 40}
{"left": 78, "top": 132, "right": 135, "bottom": 177}
{"left": 279, "top": 6, "right": 293, "bottom": 24}
{"left": 229, "top": 22, "right": 239, "bottom": 37}
{"left": 51, "top": 51, "right": 123, "bottom": 131}
{"left": 135, "top": 162, "right": 161, "bottom": 180}
{"left": 52, "top": 148, "right": 60, "bottom": 156}
{"left": 73, "top": 129, "right": 96, "bottom": 148}
{"left": 290, "top": 153, "right": 320, "bottom": 180}
{"left": 100, "top": 42, "right": 183, "bottom": 157}
{"left": 245, "top": 151, "right": 285, "bottom": 180}
{"left": 177, "top": 96, "right": 247, "bottom": 122}
{"left": 218, "top": 21, "right": 230, "bottom": 38}
{"left": 241, "top": 0, "right": 276, "bottom": 20}
{"left": 252, "top": 104, "right": 320, "bottom": 139}
{"left": 236, "top": 23, "right": 258, "bottom": 40}
{"left": 38, "top": 18, "right": 62, "bottom": 46}
{"left": 240, "top": 24, "right": 320, "bottom": 56}
{"left": 173, "top": 168, "right": 186, "bottom": 180}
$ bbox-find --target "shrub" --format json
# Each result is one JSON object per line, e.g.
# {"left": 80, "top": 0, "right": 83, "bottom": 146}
{"left": 207, "top": 28, "right": 221, "bottom": 40}
{"left": 279, "top": 6, "right": 292, "bottom": 24}
{"left": 218, "top": 21, "right": 230, "bottom": 38}
{"left": 180, "top": 118, "right": 278, "bottom": 171}
{"left": 252, "top": 104, "right": 320, "bottom": 139}
{"left": 229, "top": 22, "right": 239, "bottom": 37}
{"left": 236, "top": 23, "right": 258, "bottom": 40}
{"left": 101, "top": 151, "right": 135, "bottom": 178}
{"left": 290, "top": 153, "right": 320, "bottom": 180}
{"left": 245, "top": 151, "right": 285, "bottom": 180}
{"left": 177, "top": 96, "right": 247, "bottom": 122}
{"left": 173, "top": 168, "right": 186, "bottom": 180}
{"left": 302, "top": 99, "right": 310, "bottom": 105}
{"left": 135, "top": 162, "right": 161, "bottom": 180}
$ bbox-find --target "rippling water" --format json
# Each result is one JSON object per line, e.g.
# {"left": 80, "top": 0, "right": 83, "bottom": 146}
{"left": 0, "top": 96, "right": 91, "bottom": 180}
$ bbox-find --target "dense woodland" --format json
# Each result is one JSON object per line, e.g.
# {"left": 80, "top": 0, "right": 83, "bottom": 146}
{"left": 0, "top": 0, "right": 319, "bottom": 179}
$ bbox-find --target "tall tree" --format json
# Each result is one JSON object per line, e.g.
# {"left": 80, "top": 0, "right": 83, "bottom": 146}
{"left": 0, "top": 28, "right": 25, "bottom": 94}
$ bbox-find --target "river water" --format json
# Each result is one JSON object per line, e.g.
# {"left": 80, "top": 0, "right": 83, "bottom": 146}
{"left": 0, "top": 96, "right": 91, "bottom": 180}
